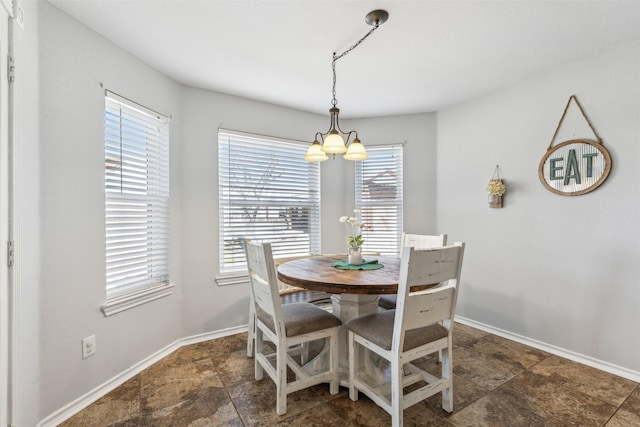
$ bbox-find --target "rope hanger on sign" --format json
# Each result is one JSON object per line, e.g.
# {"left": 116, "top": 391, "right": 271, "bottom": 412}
{"left": 547, "top": 95, "right": 603, "bottom": 150}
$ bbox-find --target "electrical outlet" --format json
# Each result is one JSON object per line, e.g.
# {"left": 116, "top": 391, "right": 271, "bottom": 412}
{"left": 82, "top": 335, "right": 96, "bottom": 359}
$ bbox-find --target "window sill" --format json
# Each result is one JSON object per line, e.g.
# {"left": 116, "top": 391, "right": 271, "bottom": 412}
{"left": 215, "top": 273, "right": 249, "bottom": 287}
{"left": 101, "top": 282, "right": 175, "bottom": 317}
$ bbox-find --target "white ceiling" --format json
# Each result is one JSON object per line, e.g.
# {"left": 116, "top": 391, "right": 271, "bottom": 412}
{"left": 48, "top": 0, "right": 640, "bottom": 118}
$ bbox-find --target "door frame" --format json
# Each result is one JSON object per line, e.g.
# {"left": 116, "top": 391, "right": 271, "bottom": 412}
{"left": 0, "top": 1, "right": 14, "bottom": 425}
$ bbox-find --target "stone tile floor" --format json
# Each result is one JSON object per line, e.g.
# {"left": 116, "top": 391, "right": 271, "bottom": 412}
{"left": 60, "top": 323, "right": 639, "bottom": 426}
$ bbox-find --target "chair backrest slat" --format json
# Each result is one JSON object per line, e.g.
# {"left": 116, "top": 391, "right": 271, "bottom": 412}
{"left": 250, "top": 272, "right": 276, "bottom": 316}
{"left": 401, "top": 233, "right": 447, "bottom": 250}
{"left": 402, "top": 285, "right": 455, "bottom": 332}
{"left": 244, "top": 239, "right": 285, "bottom": 336}
{"left": 407, "top": 245, "right": 460, "bottom": 284}
{"left": 393, "top": 243, "right": 465, "bottom": 351}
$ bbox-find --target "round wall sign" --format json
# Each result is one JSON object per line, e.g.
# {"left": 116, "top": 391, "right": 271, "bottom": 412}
{"left": 538, "top": 139, "right": 612, "bottom": 196}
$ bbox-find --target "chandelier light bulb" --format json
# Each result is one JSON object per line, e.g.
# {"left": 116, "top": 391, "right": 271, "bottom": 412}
{"left": 344, "top": 138, "right": 368, "bottom": 160}
{"left": 322, "top": 131, "right": 347, "bottom": 154}
{"left": 304, "top": 140, "right": 329, "bottom": 161}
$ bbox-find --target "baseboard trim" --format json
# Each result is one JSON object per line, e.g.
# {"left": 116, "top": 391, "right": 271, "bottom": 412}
{"left": 37, "top": 324, "right": 249, "bottom": 427}
{"left": 455, "top": 315, "right": 640, "bottom": 383}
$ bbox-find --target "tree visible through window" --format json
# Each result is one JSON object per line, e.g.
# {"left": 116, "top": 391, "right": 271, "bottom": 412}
{"left": 218, "top": 130, "right": 321, "bottom": 273}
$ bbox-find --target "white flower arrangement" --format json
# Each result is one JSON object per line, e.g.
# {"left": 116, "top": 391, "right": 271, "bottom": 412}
{"left": 339, "top": 209, "right": 365, "bottom": 248}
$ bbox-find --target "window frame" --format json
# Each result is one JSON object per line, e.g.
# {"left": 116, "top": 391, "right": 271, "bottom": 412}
{"left": 216, "top": 129, "right": 321, "bottom": 281}
{"left": 355, "top": 144, "right": 404, "bottom": 255}
{"left": 102, "top": 91, "right": 172, "bottom": 316}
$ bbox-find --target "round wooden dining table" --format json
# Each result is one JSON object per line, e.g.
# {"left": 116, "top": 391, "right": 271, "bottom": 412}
{"left": 277, "top": 254, "right": 400, "bottom": 294}
{"left": 277, "top": 254, "right": 401, "bottom": 320}
{"left": 277, "top": 254, "right": 401, "bottom": 385}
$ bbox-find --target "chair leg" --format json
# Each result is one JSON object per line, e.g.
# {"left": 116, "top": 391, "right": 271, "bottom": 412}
{"left": 348, "top": 331, "right": 358, "bottom": 401}
{"left": 391, "top": 360, "right": 403, "bottom": 427}
{"left": 276, "top": 339, "right": 288, "bottom": 415}
{"left": 438, "top": 320, "right": 449, "bottom": 363}
{"left": 247, "top": 300, "right": 255, "bottom": 358}
{"left": 300, "top": 341, "right": 309, "bottom": 365}
{"left": 255, "top": 327, "right": 264, "bottom": 381}
{"left": 441, "top": 345, "right": 453, "bottom": 412}
{"left": 329, "top": 332, "right": 339, "bottom": 395}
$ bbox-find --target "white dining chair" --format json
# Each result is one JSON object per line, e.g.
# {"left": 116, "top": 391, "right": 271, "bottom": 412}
{"left": 378, "top": 233, "right": 447, "bottom": 310}
{"left": 244, "top": 240, "right": 341, "bottom": 415}
{"left": 246, "top": 250, "right": 332, "bottom": 358}
{"left": 346, "top": 243, "right": 465, "bottom": 427}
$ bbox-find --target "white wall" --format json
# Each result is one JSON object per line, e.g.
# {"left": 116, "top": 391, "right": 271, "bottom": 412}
{"left": 437, "top": 41, "right": 640, "bottom": 374}
{"left": 34, "top": 2, "right": 183, "bottom": 422}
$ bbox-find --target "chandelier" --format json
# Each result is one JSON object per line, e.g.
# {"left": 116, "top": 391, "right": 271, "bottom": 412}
{"left": 305, "top": 9, "right": 389, "bottom": 162}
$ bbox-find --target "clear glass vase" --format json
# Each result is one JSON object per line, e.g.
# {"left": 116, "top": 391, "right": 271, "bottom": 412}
{"left": 348, "top": 246, "right": 363, "bottom": 265}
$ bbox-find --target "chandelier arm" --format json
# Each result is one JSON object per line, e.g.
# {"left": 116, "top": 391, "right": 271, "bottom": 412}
{"left": 343, "top": 130, "right": 357, "bottom": 145}
{"left": 333, "top": 116, "right": 355, "bottom": 138}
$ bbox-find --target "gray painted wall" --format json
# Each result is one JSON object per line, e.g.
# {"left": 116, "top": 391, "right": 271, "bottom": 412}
{"left": 437, "top": 40, "right": 640, "bottom": 373}
{"left": 178, "top": 85, "right": 437, "bottom": 337}
{"left": 347, "top": 113, "right": 438, "bottom": 236}
{"left": 35, "top": 2, "right": 184, "bottom": 422}
{"left": 13, "top": 1, "right": 40, "bottom": 426}
{"left": 19, "top": 3, "right": 437, "bottom": 424}
{"left": 178, "top": 86, "right": 345, "bottom": 334}
{"left": 15, "top": 1, "right": 637, "bottom": 425}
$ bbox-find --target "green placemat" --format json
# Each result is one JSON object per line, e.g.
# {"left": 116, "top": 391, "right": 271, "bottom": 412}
{"left": 330, "top": 259, "right": 384, "bottom": 270}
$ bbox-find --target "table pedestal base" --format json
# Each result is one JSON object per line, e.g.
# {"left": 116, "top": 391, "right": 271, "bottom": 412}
{"left": 329, "top": 294, "right": 388, "bottom": 387}
{"left": 330, "top": 293, "right": 379, "bottom": 320}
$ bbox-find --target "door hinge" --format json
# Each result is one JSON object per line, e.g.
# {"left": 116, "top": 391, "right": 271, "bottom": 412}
{"left": 8, "top": 240, "right": 14, "bottom": 267}
{"left": 8, "top": 55, "right": 15, "bottom": 83}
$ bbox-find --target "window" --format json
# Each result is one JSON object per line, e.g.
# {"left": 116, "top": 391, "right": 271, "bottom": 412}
{"left": 103, "top": 91, "right": 171, "bottom": 313}
{"left": 355, "top": 145, "right": 403, "bottom": 255}
{"left": 218, "top": 129, "right": 321, "bottom": 274}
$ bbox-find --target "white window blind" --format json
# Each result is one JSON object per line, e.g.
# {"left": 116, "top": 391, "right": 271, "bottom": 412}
{"left": 218, "top": 130, "right": 321, "bottom": 273}
{"left": 355, "top": 145, "right": 403, "bottom": 255}
{"left": 104, "top": 92, "right": 170, "bottom": 298}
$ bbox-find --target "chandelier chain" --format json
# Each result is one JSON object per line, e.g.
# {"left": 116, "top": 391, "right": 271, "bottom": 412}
{"left": 306, "top": 10, "right": 387, "bottom": 161}
{"left": 331, "top": 21, "right": 381, "bottom": 107}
